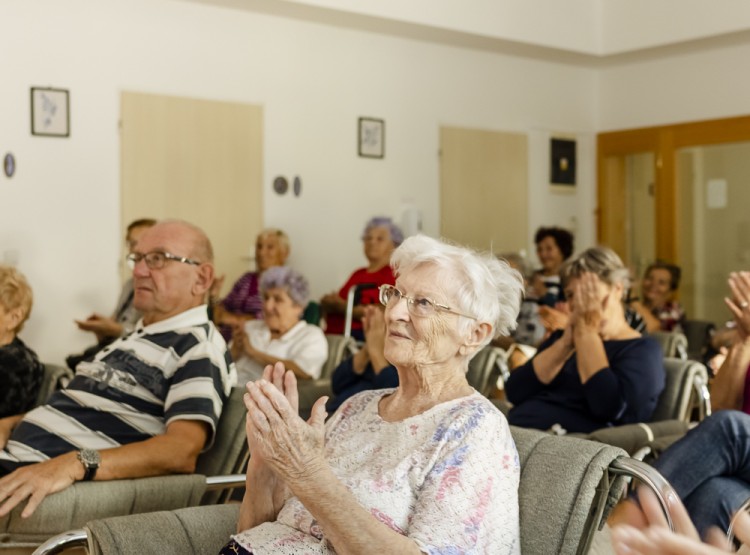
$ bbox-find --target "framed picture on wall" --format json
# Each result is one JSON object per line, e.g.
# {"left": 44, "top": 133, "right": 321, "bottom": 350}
{"left": 358, "top": 117, "right": 385, "bottom": 158}
{"left": 550, "top": 137, "right": 576, "bottom": 186}
{"left": 31, "top": 87, "right": 70, "bottom": 137}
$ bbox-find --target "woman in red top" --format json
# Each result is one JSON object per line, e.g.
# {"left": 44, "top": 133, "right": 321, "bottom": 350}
{"left": 321, "top": 217, "right": 403, "bottom": 339}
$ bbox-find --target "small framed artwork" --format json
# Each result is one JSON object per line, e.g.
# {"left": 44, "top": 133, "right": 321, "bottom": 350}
{"left": 31, "top": 87, "right": 70, "bottom": 137}
{"left": 550, "top": 137, "right": 576, "bottom": 187}
{"left": 358, "top": 117, "right": 385, "bottom": 159}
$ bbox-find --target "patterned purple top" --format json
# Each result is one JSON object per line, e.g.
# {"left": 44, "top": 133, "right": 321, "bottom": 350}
{"left": 221, "top": 272, "right": 263, "bottom": 319}
{"left": 232, "top": 389, "right": 521, "bottom": 554}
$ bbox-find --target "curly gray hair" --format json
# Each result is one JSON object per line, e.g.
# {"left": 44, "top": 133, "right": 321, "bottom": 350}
{"left": 259, "top": 266, "right": 310, "bottom": 307}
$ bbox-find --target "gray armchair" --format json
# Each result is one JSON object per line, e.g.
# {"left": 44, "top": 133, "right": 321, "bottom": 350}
{"left": 34, "top": 364, "right": 74, "bottom": 408}
{"left": 0, "top": 387, "right": 248, "bottom": 551}
{"left": 648, "top": 331, "right": 689, "bottom": 360}
{"left": 33, "top": 427, "right": 678, "bottom": 555}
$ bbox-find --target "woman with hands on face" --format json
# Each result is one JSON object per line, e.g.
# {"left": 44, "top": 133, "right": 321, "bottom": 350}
{"left": 221, "top": 234, "right": 525, "bottom": 555}
{"left": 327, "top": 305, "right": 399, "bottom": 413}
{"left": 506, "top": 247, "right": 665, "bottom": 434}
{"left": 231, "top": 266, "right": 327, "bottom": 386}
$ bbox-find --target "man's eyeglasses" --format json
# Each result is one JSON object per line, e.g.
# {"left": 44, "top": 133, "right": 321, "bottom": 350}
{"left": 378, "top": 284, "right": 477, "bottom": 320}
{"left": 126, "top": 251, "right": 201, "bottom": 270}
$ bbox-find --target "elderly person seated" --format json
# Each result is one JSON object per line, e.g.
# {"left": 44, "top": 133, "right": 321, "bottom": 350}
{"left": 505, "top": 246, "right": 665, "bottom": 434}
{"left": 213, "top": 228, "right": 290, "bottom": 341}
{"left": 0, "top": 266, "right": 44, "bottom": 418}
{"left": 231, "top": 266, "right": 327, "bottom": 386}
{"left": 321, "top": 216, "right": 402, "bottom": 340}
{"left": 327, "top": 304, "right": 398, "bottom": 413}
{"left": 628, "top": 261, "right": 685, "bottom": 333}
{"left": 221, "top": 234, "right": 525, "bottom": 554}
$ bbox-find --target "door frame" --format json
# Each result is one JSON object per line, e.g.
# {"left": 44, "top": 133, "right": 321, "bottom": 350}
{"left": 597, "top": 115, "right": 750, "bottom": 265}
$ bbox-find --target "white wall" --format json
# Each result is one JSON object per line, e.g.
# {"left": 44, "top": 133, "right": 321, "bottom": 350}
{"left": 1, "top": 0, "right": 598, "bottom": 364}
{"left": 598, "top": 40, "right": 750, "bottom": 129}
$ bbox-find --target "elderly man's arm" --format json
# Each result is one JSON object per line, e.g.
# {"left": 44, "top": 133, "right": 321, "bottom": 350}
{"left": 0, "top": 415, "right": 24, "bottom": 449}
{"left": 0, "top": 419, "right": 208, "bottom": 519}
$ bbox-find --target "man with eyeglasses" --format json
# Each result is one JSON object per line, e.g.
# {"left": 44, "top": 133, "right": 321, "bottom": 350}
{"left": 0, "top": 219, "right": 237, "bottom": 519}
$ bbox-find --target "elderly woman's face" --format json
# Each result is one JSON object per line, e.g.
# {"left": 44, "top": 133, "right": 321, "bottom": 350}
{"left": 262, "top": 287, "right": 302, "bottom": 336}
{"left": 642, "top": 268, "right": 673, "bottom": 306}
{"left": 0, "top": 303, "right": 21, "bottom": 345}
{"left": 256, "top": 235, "right": 287, "bottom": 272}
{"left": 383, "top": 264, "right": 466, "bottom": 368}
{"left": 363, "top": 226, "right": 395, "bottom": 265}
{"left": 536, "top": 236, "right": 564, "bottom": 273}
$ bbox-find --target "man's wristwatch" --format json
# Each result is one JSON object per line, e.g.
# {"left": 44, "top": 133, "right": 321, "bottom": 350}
{"left": 76, "top": 449, "right": 101, "bottom": 481}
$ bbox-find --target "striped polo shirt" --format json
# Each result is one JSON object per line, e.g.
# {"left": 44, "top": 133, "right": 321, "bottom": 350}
{"left": 0, "top": 305, "right": 237, "bottom": 471}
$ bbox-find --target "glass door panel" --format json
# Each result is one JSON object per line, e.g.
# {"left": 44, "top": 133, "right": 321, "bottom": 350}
{"left": 677, "top": 141, "right": 750, "bottom": 324}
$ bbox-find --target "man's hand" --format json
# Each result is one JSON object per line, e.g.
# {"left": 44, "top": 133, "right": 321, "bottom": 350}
{"left": 0, "top": 452, "right": 83, "bottom": 519}
{"left": 75, "top": 314, "right": 123, "bottom": 341}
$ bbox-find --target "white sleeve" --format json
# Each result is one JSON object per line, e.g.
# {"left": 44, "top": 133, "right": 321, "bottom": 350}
{"left": 287, "top": 325, "right": 328, "bottom": 379}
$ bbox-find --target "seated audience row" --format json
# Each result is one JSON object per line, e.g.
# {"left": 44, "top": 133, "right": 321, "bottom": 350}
{"left": 224, "top": 234, "right": 524, "bottom": 554}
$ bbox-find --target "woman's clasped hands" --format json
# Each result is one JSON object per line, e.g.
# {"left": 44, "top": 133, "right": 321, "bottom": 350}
{"left": 244, "top": 362, "right": 329, "bottom": 484}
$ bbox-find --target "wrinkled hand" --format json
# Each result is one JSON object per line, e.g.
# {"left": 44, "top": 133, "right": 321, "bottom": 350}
{"left": 362, "top": 306, "right": 386, "bottom": 358}
{"left": 244, "top": 372, "right": 328, "bottom": 486}
{"left": 610, "top": 485, "right": 737, "bottom": 555}
{"left": 0, "top": 453, "right": 82, "bottom": 518}
{"left": 320, "top": 292, "right": 345, "bottom": 313}
{"left": 570, "top": 273, "right": 604, "bottom": 331}
{"left": 75, "top": 314, "right": 122, "bottom": 340}
{"left": 233, "top": 326, "right": 255, "bottom": 359}
{"left": 725, "top": 271, "right": 750, "bottom": 342}
{"left": 539, "top": 304, "right": 570, "bottom": 332}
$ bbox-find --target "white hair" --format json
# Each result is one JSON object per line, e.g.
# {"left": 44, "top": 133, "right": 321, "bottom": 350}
{"left": 390, "top": 235, "right": 524, "bottom": 345}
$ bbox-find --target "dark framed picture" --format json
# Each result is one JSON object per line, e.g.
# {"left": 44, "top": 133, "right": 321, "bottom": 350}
{"left": 31, "top": 87, "right": 70, "bottom": 137}
{"left": 550, "top": 138, "right": 576, "bottom": 186}
{"left": 358, "top": 117, "right": 384, "bottom": 159}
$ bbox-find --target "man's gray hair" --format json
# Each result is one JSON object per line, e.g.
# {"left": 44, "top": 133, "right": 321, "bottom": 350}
{"left": 390, "top": 235, "right": 524, "bottom": 344}
{"left": 259, "top": 266, "right": 310, "bottom": 307}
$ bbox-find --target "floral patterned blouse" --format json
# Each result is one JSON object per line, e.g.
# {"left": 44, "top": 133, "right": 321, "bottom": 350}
{"left": 232, "top": 389, "right": 521, "bottom": 554}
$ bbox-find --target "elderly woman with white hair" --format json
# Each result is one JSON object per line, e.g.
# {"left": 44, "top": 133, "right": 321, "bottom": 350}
{"left": 505, "top": 246, "right": 665, "bottom": 434}
{"left": 231, "top": 266, "right": 327, "bottom": 386}
{"left": 220, "top": 235, "right": 524, "bottom": 555}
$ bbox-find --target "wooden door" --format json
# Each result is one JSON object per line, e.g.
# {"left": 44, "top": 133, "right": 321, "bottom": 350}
{"left": 120, "top": 92, "right": 263, "bottom": 289}
{"left": 440, "top": 127, "right": 528, "bottom": 255}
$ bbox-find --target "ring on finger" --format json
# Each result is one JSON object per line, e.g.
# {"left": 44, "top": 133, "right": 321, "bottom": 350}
{"left": 741, "top": 301, "right": 749, "bottom": 309}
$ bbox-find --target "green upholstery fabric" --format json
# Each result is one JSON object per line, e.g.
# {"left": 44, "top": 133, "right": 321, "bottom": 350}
{"left": 86, "top": 504, "right": 238, "bottom": 555}
{"left": 582, "top": 420, "right": 689, "bottom": 456}
{"left": 648, "top": 331, "right": 688, "bottom": 360}
{"left": 0, "top": 475, "right": 206, "bottom": 549}
{"left": 651, "top": 357, "right": 709, "bottom": 422}
{"left": 34, "top": 363, "right": 74, "bottom": 407}
{"left": 0, "top": 387, "right": 248, "bottom": 548}
{"left": 511, "top": 426, "right": 627, "bottom": 555}
{"left": 466, "top": 346, "right": 502, "bottom": 397}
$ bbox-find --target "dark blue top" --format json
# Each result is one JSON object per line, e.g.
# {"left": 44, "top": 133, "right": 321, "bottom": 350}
{"left": 327, "top": 357, "right": 399, "bottom": 413}
{"left": 506, "top": 330, "right": 664, "bottom": 433}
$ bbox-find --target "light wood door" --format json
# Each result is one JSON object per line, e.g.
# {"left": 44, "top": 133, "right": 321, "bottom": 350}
{"left": 120, "top": 92, "right": 263, "bottom": 289}
{"left": 440, "top": 127, "right": 528, "bottom": 255}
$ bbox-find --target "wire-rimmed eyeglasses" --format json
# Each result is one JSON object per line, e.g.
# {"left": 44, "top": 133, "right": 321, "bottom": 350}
{"left": 126, "top": 251, "right": 201, "bottom": 270}
{"left": 378, "top": 284, "right": 477, "bottom": 320}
